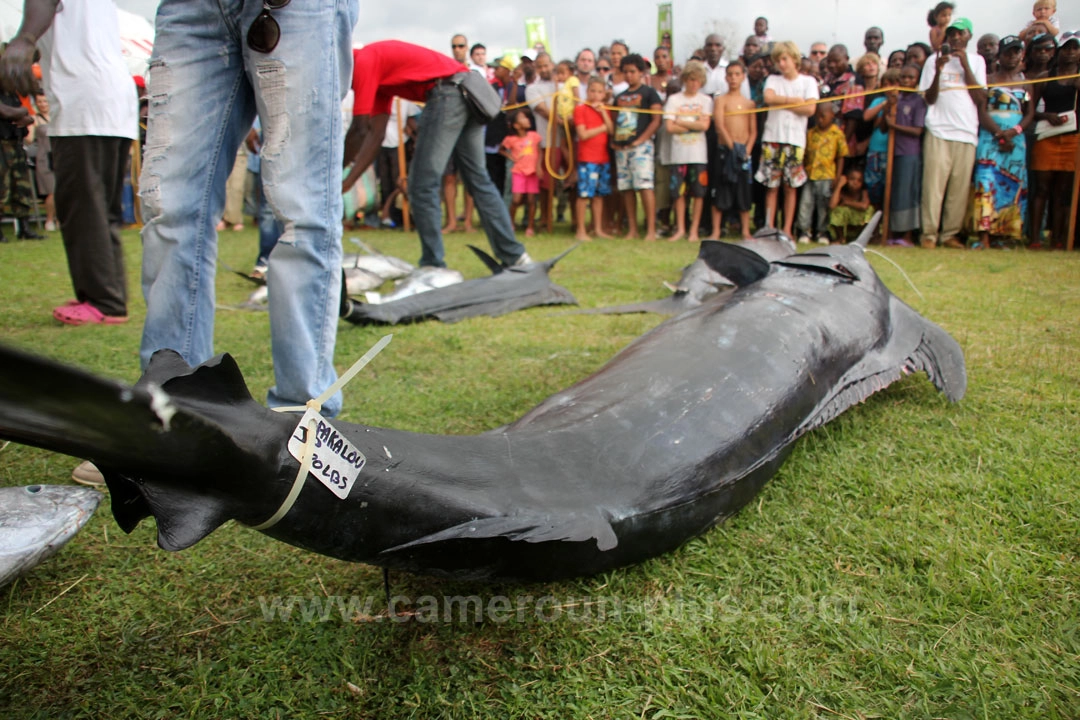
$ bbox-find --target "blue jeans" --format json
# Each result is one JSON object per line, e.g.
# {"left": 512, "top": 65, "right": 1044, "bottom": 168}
{"left": 255, "top": 172, "right": 283, "bottom": 268}
{"left": 139, "top": 0, "right": 357, "bottom": 416}
{"left": 796, "top": 179, "right": 833, "bottom": 238}
{"left": 408, "top": 81, "right": 525, "bottom": 268}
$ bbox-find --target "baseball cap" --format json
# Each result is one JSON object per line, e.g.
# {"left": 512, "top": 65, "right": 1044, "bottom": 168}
{"left": 946, "top": 17, "right": 973, "bottom": 35}
{"left": 488, "top": 56, "right": 516, "bottom": 71}
{"left": 998, "top": 35, "right": 1023, "bottom": 52}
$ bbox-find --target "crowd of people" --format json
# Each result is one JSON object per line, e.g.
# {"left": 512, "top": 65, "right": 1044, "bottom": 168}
{"left": 0, "top": 3, "right": 1075, "bottom": 488}
{"left": 358, "top": 5, "right": 1078, "bottom": 250}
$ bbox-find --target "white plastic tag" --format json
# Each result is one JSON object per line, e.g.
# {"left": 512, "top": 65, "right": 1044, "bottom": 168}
{"left": 287, "top": 408, "right": 365, "bottom": 499}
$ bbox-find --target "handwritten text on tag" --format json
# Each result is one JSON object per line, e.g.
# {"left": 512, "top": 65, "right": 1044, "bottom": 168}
{"left": 287, "top": 408, "right": 366, "bottom": 500}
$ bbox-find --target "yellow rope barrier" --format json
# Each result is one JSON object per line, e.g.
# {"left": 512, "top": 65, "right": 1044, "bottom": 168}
{"left": 418, "top": 71, "right": 1080, "bottom": 190}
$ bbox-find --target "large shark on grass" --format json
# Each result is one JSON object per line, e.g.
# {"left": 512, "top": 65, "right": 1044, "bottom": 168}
{"left": 0, "top": 215, "right": 967, "bottom": 582}
{"left": 340, "top": 245, "right": 577, "bottom": 325}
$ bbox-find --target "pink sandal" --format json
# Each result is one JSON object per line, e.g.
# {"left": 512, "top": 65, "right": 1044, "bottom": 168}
{"left": 53, "top": 301, "right": 129, "bottom": 326}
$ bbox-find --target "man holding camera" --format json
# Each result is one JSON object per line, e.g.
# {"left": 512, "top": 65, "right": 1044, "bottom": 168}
{"left": 919, "top": 16, "right": 987, "bottom": 249}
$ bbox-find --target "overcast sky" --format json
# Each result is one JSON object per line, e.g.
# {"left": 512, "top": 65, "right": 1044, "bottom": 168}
{"left": 115, "top": 0, "right": 1036, "bottom": 62}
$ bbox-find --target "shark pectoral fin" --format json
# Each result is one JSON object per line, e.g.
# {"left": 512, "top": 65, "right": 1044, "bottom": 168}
{"left": 901, "top": 307, "right": 967, "bottom": 403}
{"left": 103, "top": 472, "right": 154, "bottom": 533}
{"left": 384, "top": 513, "right": 618, "bottom": 553}
{"left": 137, "top": 482, "right": 233, "bottom": 551}
{"left": 697, "top": 241, "right": 771, "bottom": 286}
{"left": 797, "top": 299, "right": 967, "bottom": 437}
{"left": 467, "top": 245, "right": 506, "bottom": 274}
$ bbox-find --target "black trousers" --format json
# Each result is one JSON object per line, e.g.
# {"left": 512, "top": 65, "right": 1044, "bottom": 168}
{"left": 53, "top": 135, "right": 132, "bottom": 316}
{"left": 375, "top": 146, "right": 402, "bottom": 224}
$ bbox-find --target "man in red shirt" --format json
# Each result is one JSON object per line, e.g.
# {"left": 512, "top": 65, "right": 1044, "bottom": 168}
{"left": 343, "top": 40, "right": 530, "bottom": 269}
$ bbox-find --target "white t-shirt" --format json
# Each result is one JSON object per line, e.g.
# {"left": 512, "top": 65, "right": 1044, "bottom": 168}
{"left": 703, "top": 61, "right": 730, "bottom": 97}
{"left": 381, "top": 99, "right": 420, "bottom": 148}
{"left": 919, "top": 51, "right": 987, "bottom": 145}
{"left": 761, "top": 73, "right": 819, "bottom": 147}
{"left": 38, "top": 0, "right": 138, "bottom": 139}
{"left": 525, "top": 78, "right": 558, "bottom": 148}
{"left": 663, "top": 91, "right": 713, "bottom": 165}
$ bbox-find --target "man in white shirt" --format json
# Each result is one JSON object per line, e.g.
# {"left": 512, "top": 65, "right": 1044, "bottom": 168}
{"left": 1, "top": 0, "right": 138, "bottom": 325}
{"left": 702, "top": 34, "right": 730, "bottom": 96}
{"left": 525, "top": 52, "right": 560, "bottom": 228}
{"left": 918, "top": 17, "right": 987, "bottom": 248}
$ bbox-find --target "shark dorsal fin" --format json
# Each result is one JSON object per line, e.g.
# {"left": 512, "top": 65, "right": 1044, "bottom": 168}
{"left": 852, "top": 211, "right": 882, "bottom": 248}
{"left": 140, "top": 351, "right": 255, "bottom": 406}
{"left": 467, "top": 245, "right": 505, "bottom": 274}
{"left": 697, "top": 241, "right": 771, "bottom": 286}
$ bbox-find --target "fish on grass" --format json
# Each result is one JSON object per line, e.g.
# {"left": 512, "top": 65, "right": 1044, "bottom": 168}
{"left": 576, "top": 227, "right": 797, "bottom": 316}
{"left": 0, "top": 485, "right": 102, "bottom": 588}
{"left": 341, "top": 245, "right": 577, "bottom": 325}
{"left": 0, "top": 214, "right": 967, "bottom": 582}
{"left": 230, "top": 239, "right": 415, "bottom": 310}
{"left": 363, "top": 266, "right": 464, "bottom": 305}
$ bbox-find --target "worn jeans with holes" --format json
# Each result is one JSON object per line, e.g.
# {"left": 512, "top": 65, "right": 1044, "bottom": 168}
{"left": 139, "top": 0, "right": 357, "bottom": 416}
{"left": 408, "top": 82, "right": 525, "bottom": 268}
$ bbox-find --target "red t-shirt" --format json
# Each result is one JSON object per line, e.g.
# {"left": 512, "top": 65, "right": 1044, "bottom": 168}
{"left": 574, "top": 104, "right": 610, "bottom": 164}
{"left": 352, "top": 40, "right": 467, "bottom": 117}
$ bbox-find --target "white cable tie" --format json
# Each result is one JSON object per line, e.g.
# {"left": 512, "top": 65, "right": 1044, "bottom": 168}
{"left": 250, "top": 334, "right": 393, "bottom": 530}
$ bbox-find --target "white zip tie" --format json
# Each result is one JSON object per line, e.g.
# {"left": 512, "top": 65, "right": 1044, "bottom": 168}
{"left": 250, "top": 334, "right": 392, "bottom": 530}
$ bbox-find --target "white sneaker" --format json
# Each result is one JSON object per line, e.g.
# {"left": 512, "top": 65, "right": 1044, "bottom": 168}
{"left": 44, "top": 220, "right": 57, "bottom": 232}
{"left": 797, "top": 235, "right": 810, "bottom": 245}
{"left": 72, "top": 461, "right": 105, "bottom": 487}
{"left": 817, "top": 237, "right": 830, "bottom": 245}
{"left": 512, "top": 252, "right": 533, "bottom": 267}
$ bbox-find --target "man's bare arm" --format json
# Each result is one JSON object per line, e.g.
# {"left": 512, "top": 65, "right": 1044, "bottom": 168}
{"left": 342, "top": 114, "right": 390, "bottom": 193}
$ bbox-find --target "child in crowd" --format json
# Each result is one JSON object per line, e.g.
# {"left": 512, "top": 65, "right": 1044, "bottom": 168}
{"left": 796, "top": 101, "right": 847, "bottom": 244}
{"left": 553, "top": 60, "right": 579, "bottom": 220}
{"left": 754, "top": 17, "right": 773, "bottom": 44}
{"left": 573, "top": 78, "right": 614, "bottom": 240}
{"left": 842, "top": 53, "right": 882, "bottom": 162}
{"left": 663, "top": 61, "right": 712, "bottom": 242}
{"left": 883, "top": 65, "right": 926, "bottom": 245}
{"left": 710, "top": 61, "right": 757, "bottom": 240}
{"left": 829, "top": 167, "right": 873, "bottom": 242}
{"left": 612, "top": 53, "right": 663, "bottom": 241}
{"left": 755, "top": 41, "right": 819, "bottom": 238}
{"left": 500, "top": 109, "right": 542, "bottom": 237}
{"left": 1020, "top": 0, "right": 1061, "bottom": 44}
{"left": 554, "top": 60, "right": 578, "bottom": 122}
{"left": 927, "top": 2, "right": 955, "bottom": 52}
{"left": 862, "top": 68, "right": 902, "bottom": 209}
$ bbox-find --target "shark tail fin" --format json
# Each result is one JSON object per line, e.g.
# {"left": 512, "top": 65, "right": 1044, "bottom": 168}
{"left": 0, "top": 345, "right": 271, "bottom": 551}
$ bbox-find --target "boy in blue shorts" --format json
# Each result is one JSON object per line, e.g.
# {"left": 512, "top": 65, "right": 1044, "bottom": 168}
{"left": 574, "top": 78, "right": 615, "bottom": 240}
{"left": 612, "top": 53, "right": 663, "bottom": 240}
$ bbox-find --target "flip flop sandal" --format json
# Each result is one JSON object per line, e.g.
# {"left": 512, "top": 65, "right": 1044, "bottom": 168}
{"left": 53, "top": 301, "right": 129, "bottom": 326}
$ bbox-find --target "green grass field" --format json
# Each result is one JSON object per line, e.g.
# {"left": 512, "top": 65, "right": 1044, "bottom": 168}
{"left": 0, "top": 224, "right": 1077, "bottom": 718}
